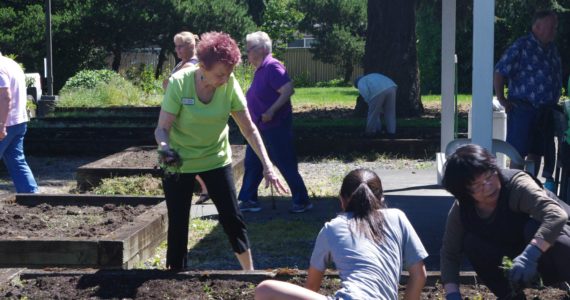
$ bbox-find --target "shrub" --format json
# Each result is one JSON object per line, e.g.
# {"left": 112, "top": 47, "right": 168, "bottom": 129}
{"left": 292, "top": 71, "right": 312, "bottom": 87}
{"left": 234, "top": 63, "right": 254, "bottom": 91}
{"left": 61, "top": 69, "right": 121, "bottom": 90}
{"left": 315, "top": 78, "right": 351, "bottom": 88}
{"left": 57, "top": 75, "right": 161, "bottom": 107}
{"left": 124, "top": 64, "right": 165, "bottom": 95}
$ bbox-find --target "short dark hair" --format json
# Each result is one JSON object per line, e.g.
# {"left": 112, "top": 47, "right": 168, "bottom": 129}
{"left": 442, "top": 144, "right": 500, "bottom": 205}
{"left": 532, "top": 10, "right": 556, "bottom": 25}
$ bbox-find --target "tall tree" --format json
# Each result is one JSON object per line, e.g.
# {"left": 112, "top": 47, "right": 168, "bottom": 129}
{"left": 261, "top": 0, "right": 303, "bottom": 58}
{"left": 297, "top": 0, "right": 366, "bottom": 83}
{"left": 364, "top": 0, "right": 423, "bottom": 117}
{"left": 242, "top": 0, "right": 265, "bottom": 25}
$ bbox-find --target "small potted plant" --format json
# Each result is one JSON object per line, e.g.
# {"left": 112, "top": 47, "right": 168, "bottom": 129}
{"left": 26, "top": 77, "right": 37, "bottom": 103}
{"left": 25, "top": 77, "right": 38, "bottom": 118}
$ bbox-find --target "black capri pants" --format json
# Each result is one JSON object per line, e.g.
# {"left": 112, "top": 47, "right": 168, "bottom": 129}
{"left": 162, "top": 164, "right": 250, "bottom": 270}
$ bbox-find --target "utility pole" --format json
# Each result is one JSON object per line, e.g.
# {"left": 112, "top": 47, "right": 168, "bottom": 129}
{"left": 45, "top": 0, "right": 54, "bottom": 96}
{"left": 38, "top": 0, "right": 58, "bottom": 117}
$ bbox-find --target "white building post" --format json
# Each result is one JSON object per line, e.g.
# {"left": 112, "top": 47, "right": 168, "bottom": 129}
{"left": 440, "top": 0, "right": 457, "bottom": 152}
{"left": 471, "top": 0, "right": 495, "bottom": 150}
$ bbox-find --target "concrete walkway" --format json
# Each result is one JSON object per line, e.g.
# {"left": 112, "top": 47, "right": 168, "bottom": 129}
{"left": 190, "top": 166, "right": 458, "bottom": 271}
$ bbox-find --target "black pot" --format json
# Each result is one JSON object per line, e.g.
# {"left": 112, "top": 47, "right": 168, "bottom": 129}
{"left": 26, "top": 87, "right": 38, "bottom": 103}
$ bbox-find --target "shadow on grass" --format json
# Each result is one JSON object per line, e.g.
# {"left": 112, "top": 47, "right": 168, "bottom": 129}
{"left": 185, "top": 196, "right": 339, "bottom": 270}
{"left": 183, "top": 194, "right": 456, "bottom": 271}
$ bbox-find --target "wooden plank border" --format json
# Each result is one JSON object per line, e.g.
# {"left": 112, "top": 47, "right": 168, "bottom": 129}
{"left": 0, "top": 198, "right": 167, "bottom": 269}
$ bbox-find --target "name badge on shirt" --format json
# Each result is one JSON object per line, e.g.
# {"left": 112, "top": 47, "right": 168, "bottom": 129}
{"left": 182, "top": 98, "right": 195, "bottom": 105}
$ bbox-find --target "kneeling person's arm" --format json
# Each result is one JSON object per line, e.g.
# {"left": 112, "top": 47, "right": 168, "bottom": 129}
{"left": 404, "top": 260, "right": 427, "bottom": 300}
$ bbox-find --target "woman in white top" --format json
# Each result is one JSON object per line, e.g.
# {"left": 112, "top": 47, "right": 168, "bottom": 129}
{"left": 255, "top": 168, "right": 428, "bottom": 300}
{"left": 163, "top": 31, "right": 209, "bottom": 204}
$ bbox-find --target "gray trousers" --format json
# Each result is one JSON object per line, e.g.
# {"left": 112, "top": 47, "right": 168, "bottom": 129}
{"left": 366, "top": 86, "right": 397, "bottom": 134}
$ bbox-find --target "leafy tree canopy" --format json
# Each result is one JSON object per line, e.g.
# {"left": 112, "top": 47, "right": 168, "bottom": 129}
{"left": 261, "top": 0, "right": 303, "bottom": 58}
{"left": 297, "top": 0, "right": 366, "bottom": 82}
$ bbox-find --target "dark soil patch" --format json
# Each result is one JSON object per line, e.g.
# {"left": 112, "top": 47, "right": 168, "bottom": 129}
{"left": 1, "top": 270, "right": 567, "bottom": 299}
{"left": 92, "top": 147, "right": 159, "bottom": 169}
{"left": 0, "top": 202, "right": 151, "bottom": 238}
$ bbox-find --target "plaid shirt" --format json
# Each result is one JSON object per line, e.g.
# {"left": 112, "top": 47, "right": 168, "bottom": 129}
{"left": 495, "top": 33, "right": 562, "bottom": 107}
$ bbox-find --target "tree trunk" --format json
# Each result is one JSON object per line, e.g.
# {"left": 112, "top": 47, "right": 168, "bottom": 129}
{"left": 343, "top": 62, "right": 354, "bottom": 84}
{"left": 111, "top": 48, "right": 122, "bottom": 72}
{"left": 155, "top": 47, "right": 167, "bottom": 79}
{"left": 364, "top": 0, "right": 423, "bottom": 117}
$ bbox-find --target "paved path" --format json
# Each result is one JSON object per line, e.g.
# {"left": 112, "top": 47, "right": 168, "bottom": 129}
{"left": 191, "top": 166, "right": 458, "bottom": 271}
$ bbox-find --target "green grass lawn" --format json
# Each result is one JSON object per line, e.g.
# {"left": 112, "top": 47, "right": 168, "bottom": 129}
{"left": 421, "top": 94, "right": 472, "bottom": 105}
{"left": 293, "top": 87, "right": 359, "bottom": 106}
{"left": 49, "top": 86, "right": 471, "bottom": 130}
{"left": 293, "top": 88, "right": 473, "bottom": 107}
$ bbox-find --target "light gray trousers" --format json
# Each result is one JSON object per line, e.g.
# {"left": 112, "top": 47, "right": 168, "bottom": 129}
{"left": 366, "top": 86, "right": 397, "bottom": 134}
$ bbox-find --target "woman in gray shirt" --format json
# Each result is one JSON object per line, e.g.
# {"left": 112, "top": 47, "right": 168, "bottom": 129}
{"left": 255, "top": 169, "right": 428, "bottom": 300}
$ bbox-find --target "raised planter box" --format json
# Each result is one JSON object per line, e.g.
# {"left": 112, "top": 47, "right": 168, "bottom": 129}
{"left": 0, "top": 194, "right": 167, "bottom": 269}
{"left": 76, "top": 145, "right": 246, "bottom": 191}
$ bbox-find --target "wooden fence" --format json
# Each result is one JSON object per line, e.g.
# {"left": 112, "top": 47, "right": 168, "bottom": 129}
{"left": 280, "top": 48, "right": 363, "bottom": 84}
{"left": 115, "top": 48, "right": 363, "bottom": 83}
{"left": 116, "top": 51, "right": 176, "bottom": 74}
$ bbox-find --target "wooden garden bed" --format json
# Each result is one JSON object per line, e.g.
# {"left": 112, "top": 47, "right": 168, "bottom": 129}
{"left": 75, "top": 145, "right": 246, "bottom": 191}
{"left": 0, "top": 194, "right": 167, "bottom": 269}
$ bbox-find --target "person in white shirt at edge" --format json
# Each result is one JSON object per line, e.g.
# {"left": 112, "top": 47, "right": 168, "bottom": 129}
{"left": 255, "top": 168, "right": 428, "bottom": 300}
{"left": 0, "top": 52, "right": 39, "bottom": 193}
{"left": 355, "top": 73, "right": 397, "bottom": 137}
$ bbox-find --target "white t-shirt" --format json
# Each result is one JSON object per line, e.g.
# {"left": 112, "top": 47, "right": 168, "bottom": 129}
{"left": 310, "top": 208, "right": 428, "bottom": 300}
{"left": 0, "top": 55, "right": 29, "bottom": 126}
{"left": 357, "top": 73, "right": 397, "bottom": 103}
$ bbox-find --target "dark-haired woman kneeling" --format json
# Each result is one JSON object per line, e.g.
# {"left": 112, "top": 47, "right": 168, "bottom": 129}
{"left": 441, "top": 144, "right": 570, "bottom": 300}
{"left": 255, "top": 169, "right": 428, "bottom": 300}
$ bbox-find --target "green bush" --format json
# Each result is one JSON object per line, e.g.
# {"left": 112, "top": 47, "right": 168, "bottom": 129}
{"left": 315, "top": 78, "right": 351, "bottom": 88}
{"left": 292, "top": 71, "right": 312, "bottom": 88}
{"left": 92, "top": 175, "right": 163, "bottom": 196}
{"left": 61, "top": 69, "right": 120, "bottom": 90}
{"left": 124, "top": 64, "right": 165, "bottom": 95}
{"left": 233, "top": 63, "right": 254, "bottom": 91}
{"left": 57, "top": 75, "right": 161, "bottom": 107}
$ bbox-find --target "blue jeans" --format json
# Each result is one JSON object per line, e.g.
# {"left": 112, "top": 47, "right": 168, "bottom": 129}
{"left": 507, "top": 103, "right": 555, "bottom": 178}
{"left": 238, "top": 120, "right": 309, "bottom": 206}
{"left": 0, "top": 122, "right": 38, "bottom": 193}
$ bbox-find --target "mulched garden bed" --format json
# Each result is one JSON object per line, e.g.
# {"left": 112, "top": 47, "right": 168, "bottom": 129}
{"left": 0, "top": 201, "right": 151, "bottom": 238}
{"left": 0, "top": 270, "right": 567, "bottom": 299}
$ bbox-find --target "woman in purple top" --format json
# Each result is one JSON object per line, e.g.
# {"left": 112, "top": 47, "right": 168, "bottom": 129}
{"left": 238, "top": 31, "right": 310, "bottom": 213}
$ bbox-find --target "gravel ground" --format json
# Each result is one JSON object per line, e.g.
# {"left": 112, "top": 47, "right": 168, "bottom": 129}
{"left": 0, "top": 154, "right": 434, "bottom": 198}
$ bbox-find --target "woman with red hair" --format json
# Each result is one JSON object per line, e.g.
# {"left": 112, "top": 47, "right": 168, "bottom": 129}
{"left": 155, "top": 32, "right": 287, "bottom": 271}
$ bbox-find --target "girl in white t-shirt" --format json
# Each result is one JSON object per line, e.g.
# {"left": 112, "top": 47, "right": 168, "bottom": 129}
{"left": 255, "top": 168, "right": 428, "bottom": 300}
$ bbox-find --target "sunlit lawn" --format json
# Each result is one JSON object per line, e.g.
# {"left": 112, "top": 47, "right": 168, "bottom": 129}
{"left": 293, "top": 88, "right": 473, "bottom": 107}
{"left": 293, "top": 87, "right": 359, "bottom": 106}
{"left": 421, "top": 94, "right": 472, "bottom": 105}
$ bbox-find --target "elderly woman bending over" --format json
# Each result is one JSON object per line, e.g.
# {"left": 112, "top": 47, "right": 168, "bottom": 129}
{"left": 163, "top": 31, "right": 210, "bottom": 204}
{"left": 155, "top": 32, "right": 286, "bottom": 271}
